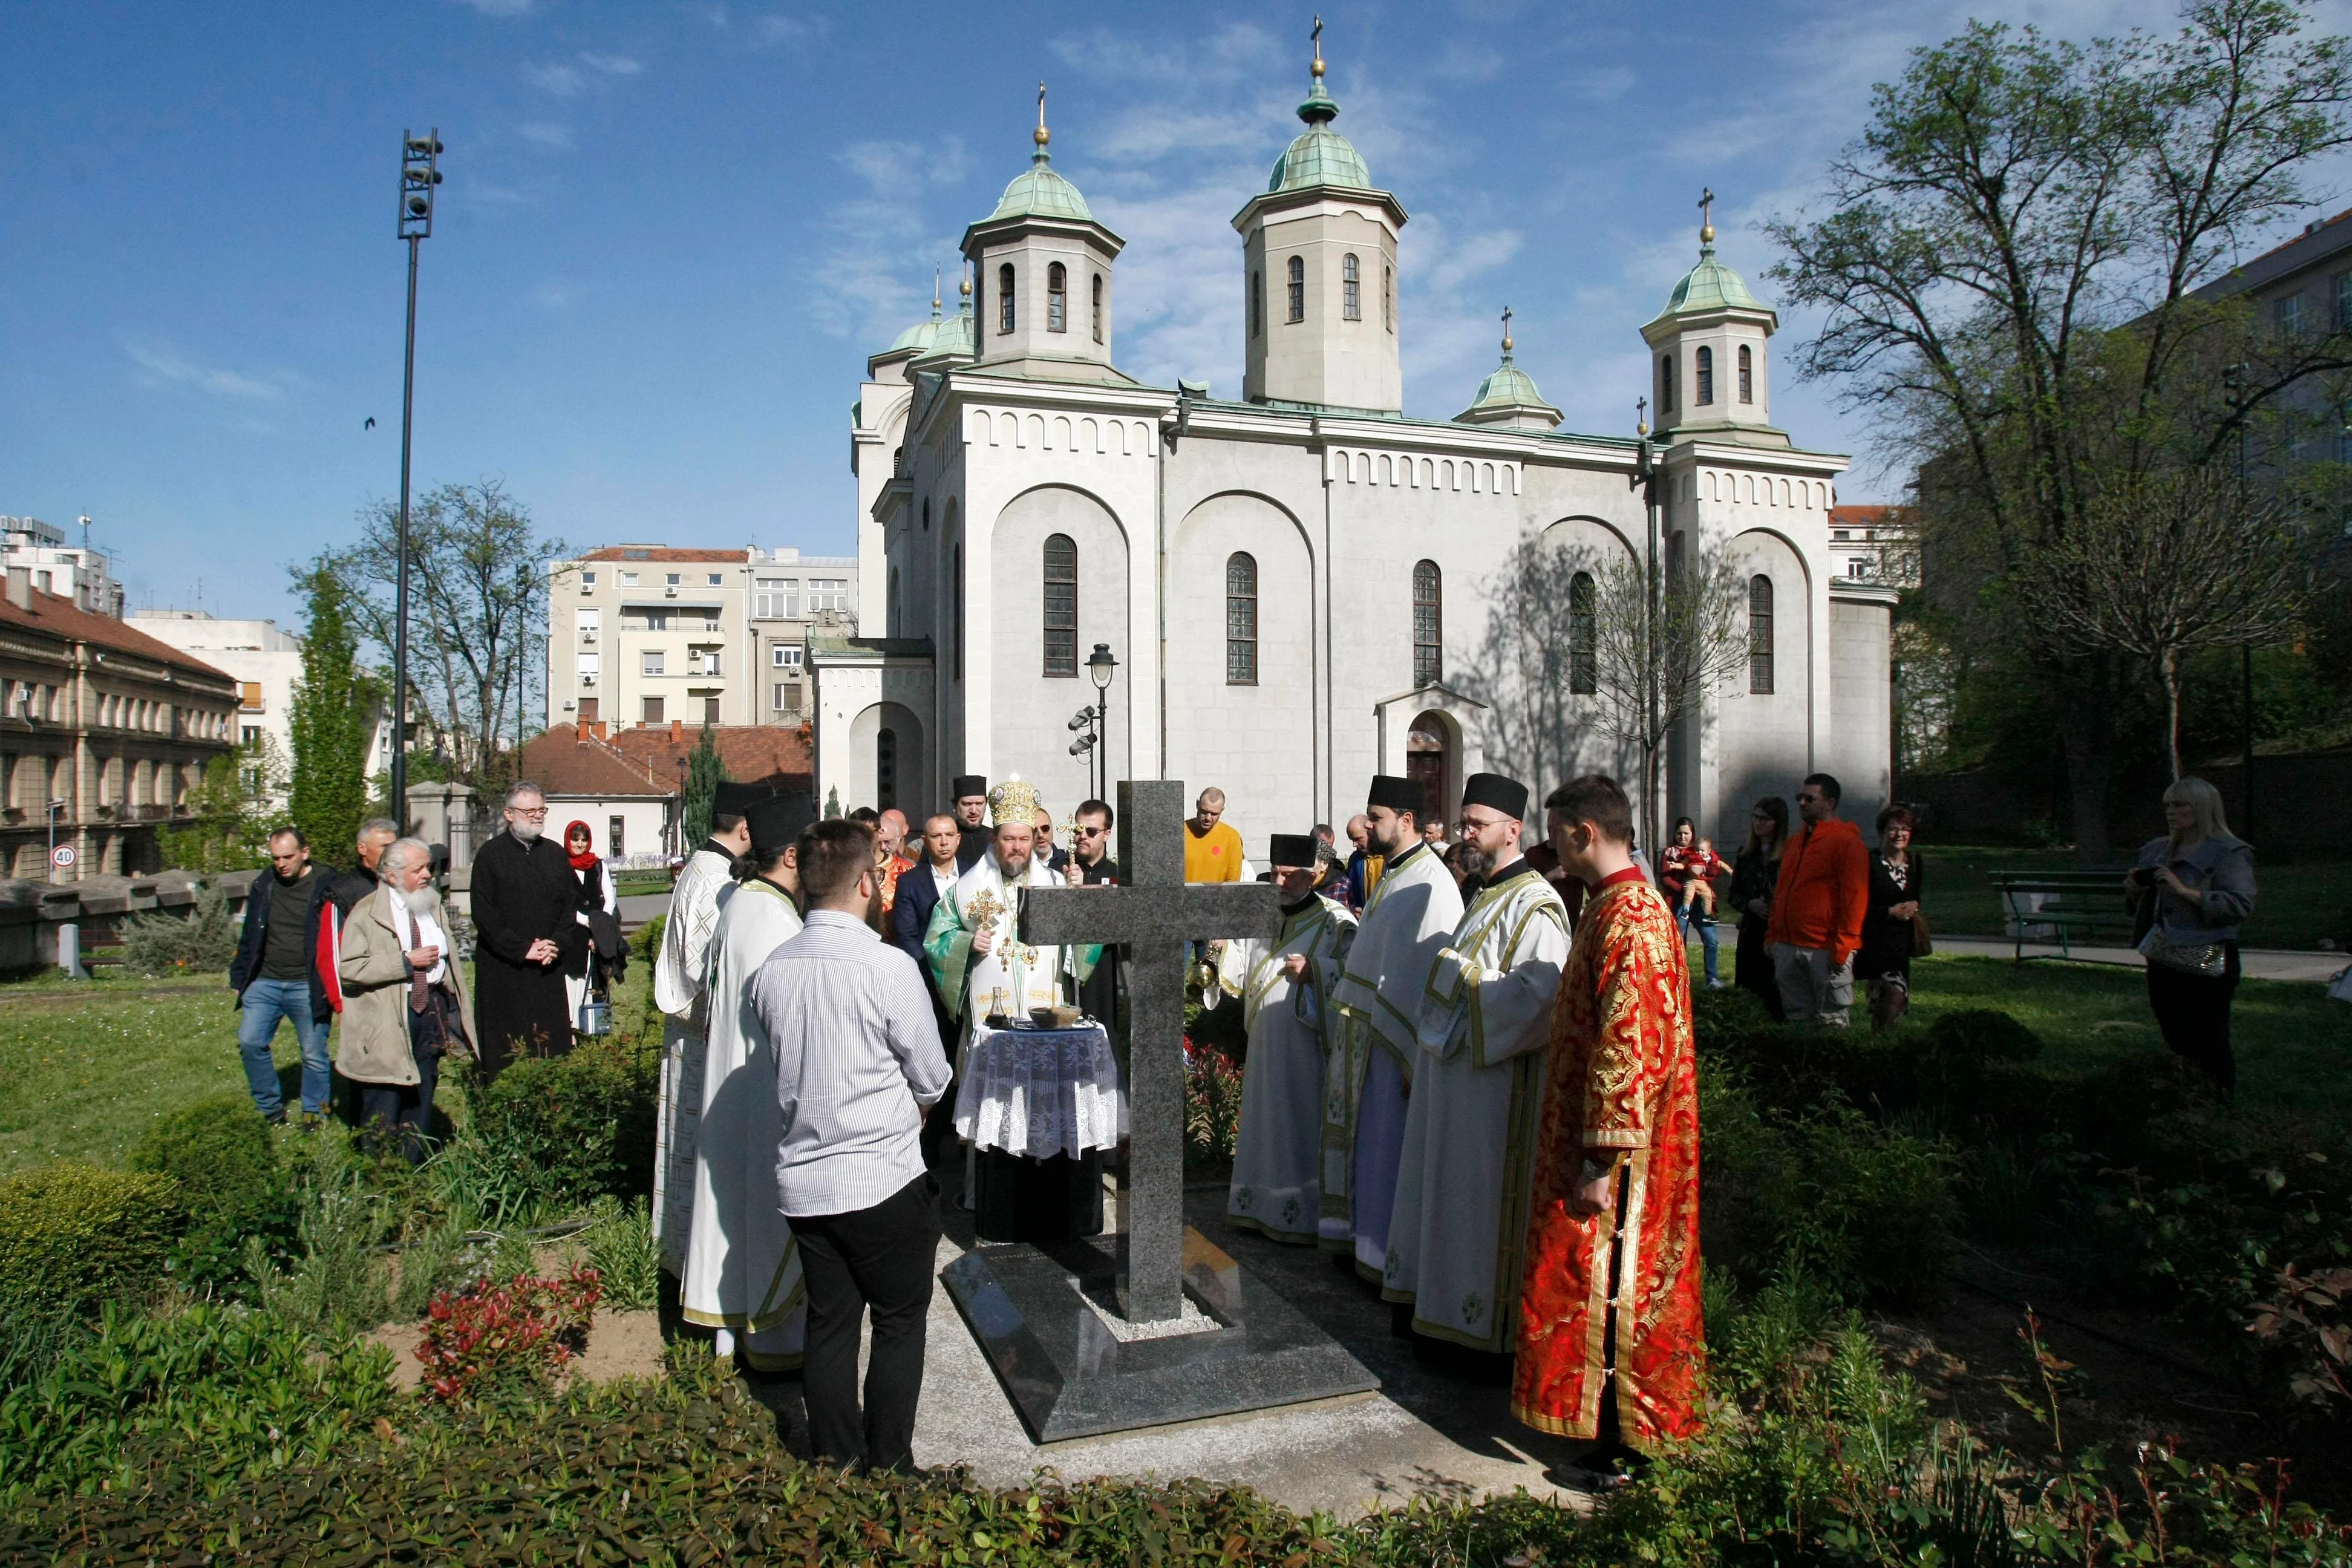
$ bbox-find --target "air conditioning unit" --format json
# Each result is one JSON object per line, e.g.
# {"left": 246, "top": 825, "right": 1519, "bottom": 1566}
{"left": 580, "top": 630, "right": 596, "bottom": 643}
{"left": 581, "top": 675, "right": 597, "bottom": 687}
{"left": 579, "top": 581, "right": 593, "bottom": 594}
{"left": 664, "top": 586, "right": 678, "bottom": 598}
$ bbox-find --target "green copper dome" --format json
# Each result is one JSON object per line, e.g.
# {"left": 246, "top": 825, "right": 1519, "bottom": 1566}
{"left": 1650, "top": 240, "right": 1765, "bottom": 323}
{"left": 1268, "top": 77, "right": 1373, "bottom": 192}
{"left": 1468, "top": 358, "right": 1546, "bottom": 411}
{"left": 988, "top": 147, "right": 1094, "bottom": 223}
{"left": 886, "top": 316, "right": 940, "bottom": 354}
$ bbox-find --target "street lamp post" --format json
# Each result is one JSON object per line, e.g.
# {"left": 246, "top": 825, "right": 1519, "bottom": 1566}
{"left": 1086, "top": 642, "right": 1118, "bottom": 801}
{"left": 2223, "top": 362, "right": 2253, "bottom": 832}
{"left": 391, "top": 129, "right": 443, "bottom": 829}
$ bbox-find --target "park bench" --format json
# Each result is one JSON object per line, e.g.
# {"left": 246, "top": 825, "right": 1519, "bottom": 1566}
{"left": 1987, "top": 870, "right": 2140, "bottom": 962}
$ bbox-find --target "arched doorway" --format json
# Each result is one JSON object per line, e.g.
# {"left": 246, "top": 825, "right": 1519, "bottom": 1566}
{"left": 1406, "top": 710, "right": 1455, "bottom": 829}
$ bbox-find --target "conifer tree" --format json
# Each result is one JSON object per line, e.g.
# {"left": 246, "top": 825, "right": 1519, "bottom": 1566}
{"left": 287, "top": 560, "right": 379, "bottom": 860}
{"left": 681, "top": 722, "right": 724, "bottom": 848}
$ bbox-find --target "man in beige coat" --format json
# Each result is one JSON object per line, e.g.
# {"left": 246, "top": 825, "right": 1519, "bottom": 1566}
{"left": 339, "top": 837, "right": 477, "bottom": 1162}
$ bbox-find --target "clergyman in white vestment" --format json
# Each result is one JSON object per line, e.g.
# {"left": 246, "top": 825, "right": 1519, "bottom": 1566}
{"left": 681, "top": 795, "right": 812, "bottom": 1370}
{"left": 1383, "top": 773, "right": 1569, "bottom": 1352}
{"left": 1323, "top": 775, "right": 1465, "bottom": 1279}
{"left": 1217, "top": 832, "right": 1355, "bottom": 1246}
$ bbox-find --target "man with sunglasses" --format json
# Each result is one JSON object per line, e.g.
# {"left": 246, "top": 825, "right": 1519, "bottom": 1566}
{"left": 1763, "top": 773, "right": 1869, "bottom": 1027}
{"left": 1065, "top": 798, "right": 1122, "bottom": 1028}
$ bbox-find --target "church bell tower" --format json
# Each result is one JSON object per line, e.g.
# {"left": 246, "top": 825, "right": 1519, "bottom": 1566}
{"left": 1233, "top": 24, "right": 1406, "bottom": 412}
{"left": 1640, "top": 190, "right": 1786, "bottom": 447}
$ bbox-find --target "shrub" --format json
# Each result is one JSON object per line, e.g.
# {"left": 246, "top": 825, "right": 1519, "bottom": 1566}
{"left": 114, "top": 881, "right": 240, "bottom": 975}
{"left": 246, "top": 1160, "right": 392, "bottom": 1336}
{"left": 629, "top": 910, "right": 665, "bottom": 972}
{"left": 416, "top": 1267, "right": 601, "bottom": 1403}
{"left": 1182, "top": 1039, "right": 1244, "bottom": 1176}
{"left": 128, "top": 1092, "right": 296, "bottom": 1289}
{"left": 0, "top": 1299, "right": 391, "bottom": 1503}
{"left": 581, "top": 1195, "right": 661, "bottom": 1312}
{"left": 469, "top": 1039, "right": 657, "bottom": 1206}
{"left": 0, "top": 1162, "right": 181, "bottom": 1317}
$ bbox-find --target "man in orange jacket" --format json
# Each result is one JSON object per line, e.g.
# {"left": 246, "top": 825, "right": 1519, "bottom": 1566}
{"left": 1762, "top": 773, "right": 1869, "bottom": 1027}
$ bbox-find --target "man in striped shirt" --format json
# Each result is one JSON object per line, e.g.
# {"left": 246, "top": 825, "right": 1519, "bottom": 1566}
{"left": 750, "top": 818, "right": 952, "bottom": 1474}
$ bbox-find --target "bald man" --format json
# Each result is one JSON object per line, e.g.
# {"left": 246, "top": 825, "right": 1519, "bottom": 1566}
{"left": 1184, "top": 788, "right": 1245, "bottom": 884}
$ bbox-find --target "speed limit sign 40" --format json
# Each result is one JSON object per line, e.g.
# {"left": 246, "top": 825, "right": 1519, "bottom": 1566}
{"left": 51, "top": 844, "right": 75, "bottom": 869}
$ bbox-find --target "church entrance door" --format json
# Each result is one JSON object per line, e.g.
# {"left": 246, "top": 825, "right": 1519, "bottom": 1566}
{"left": 1406, "top": 711, "right": 1452, "bottom": 828}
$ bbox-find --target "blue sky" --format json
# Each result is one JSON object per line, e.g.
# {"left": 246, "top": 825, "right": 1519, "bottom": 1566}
{"left": 5, "top": 0, "right": 2348, "bottom": 630}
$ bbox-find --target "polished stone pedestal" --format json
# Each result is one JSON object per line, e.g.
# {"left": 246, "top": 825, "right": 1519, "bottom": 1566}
{"left": 942, "top": 1224, "right": 1380, "bottom": 1443}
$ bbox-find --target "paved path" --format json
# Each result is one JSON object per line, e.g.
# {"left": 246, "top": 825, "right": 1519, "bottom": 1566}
{"left": 1927, "top": 935, "right": 2347, "bottom": 984}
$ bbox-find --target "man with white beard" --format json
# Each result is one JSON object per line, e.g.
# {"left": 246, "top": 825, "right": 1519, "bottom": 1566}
{"left": 684, "top": 792, "right": 813, "bottom": 1369}
{"left": 1322, "top": 776, "right": 1463, "bottom": 1284}
{"left": 655, "top": 780, "right": 770, "bottom": 1275}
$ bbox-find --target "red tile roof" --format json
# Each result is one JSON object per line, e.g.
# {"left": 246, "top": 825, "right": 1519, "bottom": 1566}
{"left": 578, "top": 547, "right": 750, "bottom": 563}
{"left": 1830, "top": 504, "right": 1900, "bottom": 528}
{"left": 0, "top": 587, "right": 234, "bottom": 682}
{"left": 521, "top": 723, "right": 814, "bottom": 800}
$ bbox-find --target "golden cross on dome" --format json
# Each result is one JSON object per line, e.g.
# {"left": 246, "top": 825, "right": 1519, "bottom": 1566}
{"left": 1500, "top": 305, "right": 1514, "bottom": 354}
{"left": 1698, "top": 186, "right": 1716, "bottom": 244}
{"left": 1636, "top": 395, "right": 1650, "bottom": 437}
{"left": 1312, "top": 15, "right": 1324, "bottom": 78}
{"left": 1036, "top": 81, "right": 1050, "bottom": 149}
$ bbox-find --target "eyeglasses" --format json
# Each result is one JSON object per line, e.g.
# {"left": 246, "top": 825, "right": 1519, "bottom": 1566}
{"left": 510, "top": 806, "right": 549, "bottom": 818}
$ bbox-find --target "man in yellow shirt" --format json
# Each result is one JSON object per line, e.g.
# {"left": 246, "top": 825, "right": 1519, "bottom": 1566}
{"left": 1184, "top": 788, "right": 1246, "bottom": 883}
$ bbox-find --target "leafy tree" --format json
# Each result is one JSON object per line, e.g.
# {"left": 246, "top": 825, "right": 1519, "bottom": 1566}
{"left": 159, "top": 737, "right": 283, "bottom": 872}
{"left": 1767, "top": 0, "right": 2352, "bottom": 854}
{"left": 332, "top": 480, "right": 568, "bottom": 789}
{"left": 286, "top": 561, "right": 379, "bottom": 860}
{"left": 681, "top": 723, "right": 724, "bottom": 848}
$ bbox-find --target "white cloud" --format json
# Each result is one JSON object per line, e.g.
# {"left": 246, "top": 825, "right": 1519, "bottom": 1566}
{"left": 125, "top": 343, "right": 293, "bottom": 402}
{"left": 577, "top": 52, "right": 641, "bottom": 76}
{"left": 521, "top": 51, "right": 642, "bottom": 98}
{"left": 516, "top": 121, "right": 573, "bottom": 149}
{"left": 805, "top": 136, "right": 975, "bottom": 342}
{"left": 451, "top": 0, "right": 537, "bottom": 14}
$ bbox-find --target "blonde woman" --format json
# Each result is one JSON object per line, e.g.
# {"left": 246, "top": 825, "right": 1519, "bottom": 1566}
{"left": 2123, "top": 777, "right": 2255, "bottom": 1095}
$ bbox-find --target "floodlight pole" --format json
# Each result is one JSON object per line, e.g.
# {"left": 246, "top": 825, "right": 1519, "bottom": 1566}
{"left": 393, "top": 128, "right": 443, "bottom": 828}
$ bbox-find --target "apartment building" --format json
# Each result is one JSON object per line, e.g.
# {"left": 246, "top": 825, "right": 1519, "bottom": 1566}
{"left": 1, "top": 516, "right": 125, "bottom": 619}
{"left": 0, "top": 572, "right": 239, "bottom": 879}
{"left": 1828, "top": 504, "right": 1918, "bottom": 589}
{"left": 546, "top": 545, "right": 855, "bottom": 733}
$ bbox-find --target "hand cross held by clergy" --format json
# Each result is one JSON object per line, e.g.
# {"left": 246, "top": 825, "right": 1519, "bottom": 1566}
{"left": 1015, "top": 779, "right": 1279, "bottom": 1324}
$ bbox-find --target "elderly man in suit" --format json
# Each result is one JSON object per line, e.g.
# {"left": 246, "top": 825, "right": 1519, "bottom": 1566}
{"left": 892, "top": 811, "right": 965, "bottom": 1161}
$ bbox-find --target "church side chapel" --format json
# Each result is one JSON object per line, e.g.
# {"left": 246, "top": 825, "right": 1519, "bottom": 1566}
{"left": 828, "top": 34, "right": 1891, "bottom": 852}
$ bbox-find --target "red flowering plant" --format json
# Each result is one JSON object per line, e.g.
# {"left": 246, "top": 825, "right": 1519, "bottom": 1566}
{"left": 416, "top": 1266, "right": 603, "bottom": 1403}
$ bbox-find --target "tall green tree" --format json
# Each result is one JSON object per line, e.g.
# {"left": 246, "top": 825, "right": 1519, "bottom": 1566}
{"left": 287, "top": 560, "right": 380, "bottom": 860}
{"left": 681, "top": 722, "right": 724, "bottom": 848}
{"left": 1767, "top": 0, "right": 2352, "bottom": 854}
{"left": 159, "top": 735, "right": 283, "bottom": 872}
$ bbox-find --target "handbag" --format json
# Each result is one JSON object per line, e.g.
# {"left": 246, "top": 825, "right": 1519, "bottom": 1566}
{"left": 2139, "top": 926, "right": 2226, "bottom": 978}
{"left": 1910, "top": 911, "right": 1933, "bottom": 957}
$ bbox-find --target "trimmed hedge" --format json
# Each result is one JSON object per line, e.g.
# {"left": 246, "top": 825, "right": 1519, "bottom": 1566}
{"left": 0, "top": 1163, "right": 181, "bottom": 1318}
{"left": 128, "top": 1092, "right": 297, "bottom": 1288}
{"left": 470, "top": 1040, "right": 657, "bottom": 1205}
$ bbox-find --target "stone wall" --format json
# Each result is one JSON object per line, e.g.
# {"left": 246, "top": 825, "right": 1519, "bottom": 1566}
{"left": 0, "top": 868, "right": 256, "bottom": 973}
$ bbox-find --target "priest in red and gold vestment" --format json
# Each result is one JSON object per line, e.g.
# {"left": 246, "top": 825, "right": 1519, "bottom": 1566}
{"left": 1512, "top": 774, "right": 1705, "bottom": 1457}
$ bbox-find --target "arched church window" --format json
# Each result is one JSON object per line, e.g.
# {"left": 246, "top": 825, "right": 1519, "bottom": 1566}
{"left": 1250, "top": 270, "right": 1264, "bottom": 339}
{"left": 1696, "top": 345, "right": 1714, "bottom": 405}
{"left": 1343, "top": 253, "right": 1361, "bottom": 320}
{"left": 1383, "top": 264, "right": 1394, "bottom": 331}
{"left": 1412, "top": 560, "right": 1442, "bottom": 688}
{"left": 1091, "top": 273, "right": 1103, "bottom": 342}
{"left": 1568, "top": 570, "right": 1598, "bottom": 694}
{"left": 1659, "top": 353, "right": 1676, "bottom": 412}
{"left": 1738, "top": 344, "right": 1754, "bottom": 403}
{"left": 1286, "top": 255, "right": 1305, "bottom": 322}
{"left": 953, "top": 543, "right": 964, "bottom": 681}
{"left": 1226, "top": 553, "right": 1258, "bottom": 685}
{"left": 1043, "top": 534, "right": 1078, "bottom": 676}
{"left": 1748, "top": 575, "right": 1775, "bottom": 694}
{"left": 876, "top": 727, "right": 898, "bottom": 812}
{"left": 921, "top": 498, "right": 930, "bottom": 531}
{"left": 997, "top": 263, "right": 1016, "bottom": 335}
{"left": 1047, "top": 263, "right": 1067, "bottom": 333}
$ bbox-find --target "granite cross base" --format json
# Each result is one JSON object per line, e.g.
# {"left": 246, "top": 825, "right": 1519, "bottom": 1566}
{"left": 941, "top": 1225, "right": 1380, "bottom": 1443}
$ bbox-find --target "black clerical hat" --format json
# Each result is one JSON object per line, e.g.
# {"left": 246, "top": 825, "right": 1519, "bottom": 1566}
{"left": 745, "top": 792, "right": 816, "bottom": 858}
{"left": 712, "top": 780, "right": 775, "bottom": 819}
{"left": 1367, "top": 774, "right": 1422, "bottom": 813}
{"left": 1461, "top": 772, "right": 1529, "bottom": 820}
{"left": 951, "top": 774, "right": 988, "bottom": 800}
{"left": 1266, "top": 833, "right": 1319, "bottom": 869}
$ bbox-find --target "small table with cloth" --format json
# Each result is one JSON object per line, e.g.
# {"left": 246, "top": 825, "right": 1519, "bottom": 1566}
{"left": 955, "top": 1019, "right": 1126, "bottom": 1244}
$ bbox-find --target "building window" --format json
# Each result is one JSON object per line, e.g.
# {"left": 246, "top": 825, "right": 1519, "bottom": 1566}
{"left": 771, "top": 644, "right": 802, "bottom": 668}
{"left": 1748, "top": 575, "right": 1775, "bottom": 694}
{"left": 1091, "top": 273, "right": 1103, "bottom": 342}
{"left": 238, "top": 682, "right": 263, "bottom": 712}
{"left": 1659, "top": 353, "right": 1676, "bottom": 412}
{"left": 1696, "top": 345, "right": 1714, "bottom": 405}
{"left": 642, "top": 650, "right": 666, "bottom": 676}
{"left": 771, "top": 682, "right": 794, "bottom": 713}
{"left": 1047, "top": 262, "right": 1067, "bottom": 332}
{"left": 809, "top": 577, "right": 849, "bottom": 612}
{"left": 581, "top": 570, "right": 596, "bottom": 588}
{"left": 577, "top": 653, "right": 599, "bottom": 679}
{"left": 642, "top": 696, "right": 664, "bottom": 724}
{"left": 1286, "top": 255, "right": 1305, "bottom": 322}
{"left": 1342, "top": 253, "right": 1361, "bottom": 320}
{"left": 1043, "top": 533, "right": 1078, "bottom": 677}
{"left": 1250, "top": 270, "right": 1264, "bottom": 338}
{"left": 754, "top": 578, "right": 797, "bottom": 618}
{"left": 241, "top": 724, "right": 263, "bottom": 745}
{"left": 579, "top": 697, "right": 598, "bottom": 723}
{"left": 1225, "top": 552, "right": 1258, "bottom": 685}
{"left": 877, "top": 727, "right": 898, "bottom": 811}
{"left": 1569, "top": 570, "right": 1598, "bottom": 694}
{"left": 998, "top": 263, "right": 1016, "bottom": 333}
{"left": 665, "top": 573, "right": 681, "bottom": 587}
{"left": 607, "top": 814, "right": 624, "bottom": 857}
{"left": 2278, "top": 293, "right": 2307, "bottom": 338}
{"left": 1383, "top": 264, "right": 1393, "bottom": 330}
{"left": 1413, "top": 560, "right": 1442, "bottom": 688}
{"left": 619, "top": 571, "right": 638, "bottom": 586}
{"left": 703, "top": 696, "right": 720, "bottom": 725}
{"left": 1738, "top": 344, "right": 1754, "bottom": 403}
{"left": 688, "top": 647, "right": 720, "bottom": 677}
{"left": 707, "top": 572, "right": 722, "bottom": 586}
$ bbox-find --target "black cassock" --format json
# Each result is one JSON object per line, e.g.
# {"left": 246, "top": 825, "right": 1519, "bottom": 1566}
{"left": 469, "top": 829, "right": 587, "bottom": 1079}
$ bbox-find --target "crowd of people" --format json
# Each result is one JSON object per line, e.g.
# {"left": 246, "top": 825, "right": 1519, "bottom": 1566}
{"left": 218, "top": 759, "right": 2259, "bottom": 1482}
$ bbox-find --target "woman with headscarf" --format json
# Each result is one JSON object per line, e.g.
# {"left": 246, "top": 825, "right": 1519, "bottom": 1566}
{"left": 564, "top": 820, "right": 619, "bottom": 1036}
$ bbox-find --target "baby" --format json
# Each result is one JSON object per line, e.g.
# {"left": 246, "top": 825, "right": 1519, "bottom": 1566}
{"left": 1681, "top": 837, "right": 1722, "bottom": 918}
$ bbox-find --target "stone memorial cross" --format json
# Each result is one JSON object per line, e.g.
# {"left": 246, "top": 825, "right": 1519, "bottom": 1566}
{"left": 1017, "top": 779, "right": 1279, "bottom": 1322}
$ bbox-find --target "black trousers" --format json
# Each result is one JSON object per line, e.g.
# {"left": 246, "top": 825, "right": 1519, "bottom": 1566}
{"left": 789, "top": 1171, "right": 942, "bottom": 1473}
{"left": 1734, "top": 915, "right": 1783, "bottom": 1021}
{"left": 2146, "top": 941, "right": 2241, "bottom": 1096}
{"left": 358, "top": 1004, "right": 443, "bottom": 1165}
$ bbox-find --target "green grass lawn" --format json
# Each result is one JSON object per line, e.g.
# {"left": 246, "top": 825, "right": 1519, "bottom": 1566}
{"left": 1913, "top": 841, "right": 2350, "bottom": 950}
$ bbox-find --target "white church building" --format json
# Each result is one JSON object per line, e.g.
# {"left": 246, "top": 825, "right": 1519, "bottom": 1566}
{"left": 813, "top": 51, "right": 1893, "bottom": 854}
